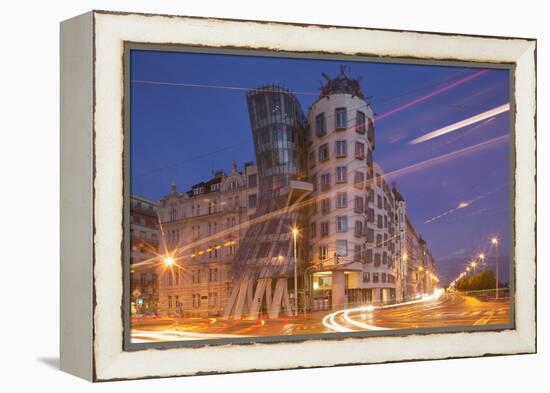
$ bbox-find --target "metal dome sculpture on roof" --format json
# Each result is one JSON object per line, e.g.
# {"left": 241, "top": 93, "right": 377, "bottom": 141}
{"left": 319, "top": 65, "right": 364, "bottom": 99}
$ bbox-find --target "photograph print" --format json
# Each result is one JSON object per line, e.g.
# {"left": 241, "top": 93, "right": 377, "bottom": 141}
{"left": 126, "top": 47, "right": 513, "bottom": 346}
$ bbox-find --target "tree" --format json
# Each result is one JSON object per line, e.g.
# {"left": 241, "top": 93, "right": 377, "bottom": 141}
{"left": 455, "top": 270, "right": 496, "bottom": 291}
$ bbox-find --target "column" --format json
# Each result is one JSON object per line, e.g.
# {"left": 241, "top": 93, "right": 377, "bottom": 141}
{"left": 331, "top": 271, "right": 346, "bottom": 310}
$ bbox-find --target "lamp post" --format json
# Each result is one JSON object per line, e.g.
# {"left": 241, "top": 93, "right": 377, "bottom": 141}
{"left": 492, "top": 237, "right": 499, "bottom": 299}
{"left": 291, "top": 227, "right": 299, "bottom": 317}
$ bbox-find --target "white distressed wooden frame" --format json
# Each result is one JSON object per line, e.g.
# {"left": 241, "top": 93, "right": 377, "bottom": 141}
{"left": 60, "top": 10, "right": 536, "bottom": 381}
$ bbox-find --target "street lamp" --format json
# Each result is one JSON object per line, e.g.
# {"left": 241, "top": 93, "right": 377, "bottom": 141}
{"left": 163, "top": 256, "right": 174, "bottom": 266}
{"left": 291, "top": 226, "right": 299, "bottom": 317}
{"left": 492, "top": 237, "right": 499, "bottom": 299}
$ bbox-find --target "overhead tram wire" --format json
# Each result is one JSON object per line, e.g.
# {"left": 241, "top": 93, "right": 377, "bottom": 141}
{"left": 133, "top": 68, "right": 490, "bottom": 181}
{"left": 132, "top": 67, "right": 494, "bottom": 199}
{"left": 131, "top": 80, "right": 318, "bottom": 96}
{"left": 131, "top": 66, "right": 489, "bottom": 150}
{"left": 135, "top": 139, "right": 251, "bottom": 178}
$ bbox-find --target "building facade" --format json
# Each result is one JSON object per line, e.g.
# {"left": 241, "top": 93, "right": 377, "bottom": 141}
{"left": 223, "top": 85, "right": 312, "bottom": 320}
{"left": 130, "top": 195, "right": 160, "bottom": 315}
{"left": 155, "top": 69, "right": 439, "bottom": 319}
{"left": 156, "top": 162, "right": 258, "bottom": 317}
{"left": 306, "top": 71, "right": 400, "bottom": 310}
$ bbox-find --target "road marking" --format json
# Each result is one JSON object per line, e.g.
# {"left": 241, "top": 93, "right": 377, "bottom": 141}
{"left": 473, "top": 310, "right": 496, "bottom": 325}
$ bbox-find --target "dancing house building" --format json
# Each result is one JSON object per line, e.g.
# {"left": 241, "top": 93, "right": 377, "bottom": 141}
{"left": 156, "top": 68, "right": 438, "bottom": 320}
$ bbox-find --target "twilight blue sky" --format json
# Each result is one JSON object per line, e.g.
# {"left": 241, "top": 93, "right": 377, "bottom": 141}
{"left": 130, "top": 49, "right": 511, "bottom": 284}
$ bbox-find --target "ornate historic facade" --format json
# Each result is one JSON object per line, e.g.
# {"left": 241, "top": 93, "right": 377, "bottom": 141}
{"left": 156, "top": 162, "right": 258, "bottom": 317}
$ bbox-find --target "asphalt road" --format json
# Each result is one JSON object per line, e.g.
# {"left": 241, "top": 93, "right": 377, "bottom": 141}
{"left": 324, "top": 291, "right": 510, "bottom": 332}
{"left": 131, "top": 291, "right": 510, "bottom": 342}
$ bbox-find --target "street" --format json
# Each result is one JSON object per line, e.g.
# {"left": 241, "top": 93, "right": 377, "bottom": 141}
{"left": 131, "top": 291, "right": 510, "bottom": 343}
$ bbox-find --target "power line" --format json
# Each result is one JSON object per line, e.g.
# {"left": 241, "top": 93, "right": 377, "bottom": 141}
{"left": 136, "top": 139, "right": 250, "bottom": 177}
{"left": 132, "top": 68, "right": 492, "bottom": 181}
{"left": 132, "top": 80, "right": 318, "bottom": 96}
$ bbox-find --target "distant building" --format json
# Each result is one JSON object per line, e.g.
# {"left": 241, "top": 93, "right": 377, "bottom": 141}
{"left": 156, "top": 162, "right": 258, "bottom": 317}
{"left": 130, "top": 195, "right": 160, "bottom": 315}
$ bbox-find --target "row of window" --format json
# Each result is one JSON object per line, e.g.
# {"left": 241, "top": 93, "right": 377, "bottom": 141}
{"left": 130, "top": 228, "right": 158, "bottom": 242}
{"left": 312, "top": 140, "right": 369, "bottom": 166}
{"left": 166, "top": 217, "right": 238, "bottom": 243}
{"left": 130, "top": 215, "right": 155, "bottom": 227}
{"left": 166, "top": 292, "right": 219, "bottom": 309}
{"left": 311, "top": 218, "right": 393, "bottom": 246}
{"left": 166, "top": 192, "right": 249, "bottom": 221}
{"left": 362, "top": 272, "right": 396, "bottom": 284}
{"left": 190, "top": 242, "right": 237, "bottom": 259}
{"left": 192, "top": 178, "right": 243, "bottom": 196}
{"left": 130, "top": 272, "right": 158, "bottom": 288}
{"left": 317, "top": 241, "right": 395, "bottom": 267}
{"left": 165, "top": 268, "right": 219, "bottom": 287}
{"left": 314, "top": 193, "right": 369, "bottom": 214}
{"left": 314, "top": 109, "right": 371, "bottom": 136}
{"left": 311, "top": 168, "right": 369, "bottom": 191}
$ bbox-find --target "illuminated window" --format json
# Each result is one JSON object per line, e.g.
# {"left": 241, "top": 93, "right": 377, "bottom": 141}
{"left": 336, "top": 240, "right": 348, "bottom": 256}
{"left": 319, "top": 245, "right": 328, "bottom": 260}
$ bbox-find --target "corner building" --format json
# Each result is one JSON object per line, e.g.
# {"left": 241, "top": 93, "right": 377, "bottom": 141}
{"left": 306, "top": 70, "right": 399, "bottom": 310}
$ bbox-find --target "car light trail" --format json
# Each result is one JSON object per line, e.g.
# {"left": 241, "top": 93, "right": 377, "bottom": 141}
{"left": 410, "top": 103, "right": 510, "bottom": 144}
{"left": 131, "top": 329, "right": 243, "bottom": 343}
{"left": 322, "top": 289, "right": 444, "bottom": 332}
{"left": 424, "top": 183, "right": 508, "bottom": 224}
{"left": 376, "top": 69, "right": 490, "bottom": 122}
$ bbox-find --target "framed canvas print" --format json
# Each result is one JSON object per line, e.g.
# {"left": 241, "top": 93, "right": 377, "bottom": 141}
{"left": 60, "top": 10, "right": 537, "bottom": 381}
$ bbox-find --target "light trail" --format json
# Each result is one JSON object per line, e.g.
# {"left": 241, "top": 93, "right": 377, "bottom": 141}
{"left": 424, "top": 183, "right": 508, "bottom": 224}
{"left": 131, "top": 329, "right": 243, "bottom": 343}
{"left": 375, "top": 69, "right": 490, "bottom": 122}
{"left": 154, "top": 135, "right": 509, "bottom": 264}
{"left": 323, "top": 289, "right": 444, "bottom": 332}
{"left": 410, "top": 103, "right": 510, "bottom": 144}
{"left": 426, "top": 117, "right": 496, "bottom": 153}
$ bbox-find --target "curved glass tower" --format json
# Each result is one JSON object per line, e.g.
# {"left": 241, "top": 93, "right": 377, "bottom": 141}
{"left": 224, "top": 86, "right": 310, "bottom": 319}
{"left": 232, "top": 86, "right": 307, "bottom": 280}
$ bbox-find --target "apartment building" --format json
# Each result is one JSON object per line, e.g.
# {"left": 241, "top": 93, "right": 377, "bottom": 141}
{"left": 156, "top": 161, "right": 258, "bottom": 317}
